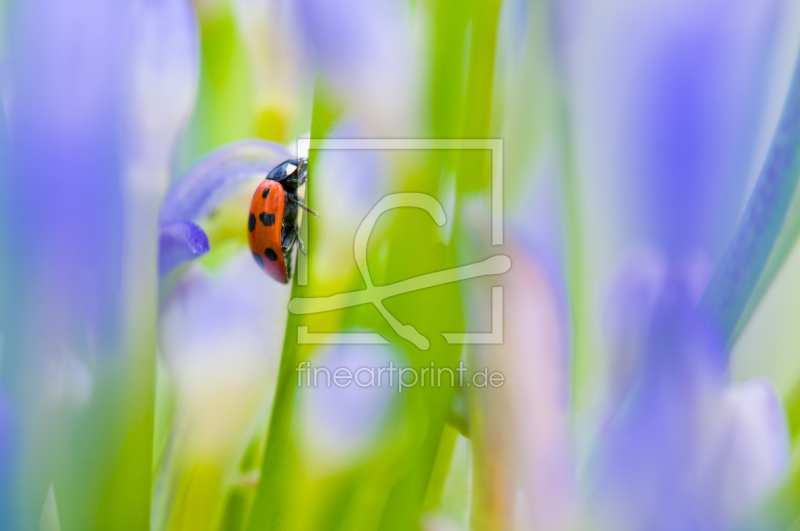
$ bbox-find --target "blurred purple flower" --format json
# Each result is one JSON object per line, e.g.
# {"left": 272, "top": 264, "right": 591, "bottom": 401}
{"left": 295, "top": 342, "right": 402, "bottom": 476}
{"left": 592, "top": 274, "right": 725, "bottom": 530}
{"left": 0, "top": 389, "right": 18, "bottom": 531}
{"left": 602, "top": 248, "right": 713, "bottom": 405}
{"left": 3, "top": 0, "right": 127, "bottom": 360}
{"left": 311, "top": 120, "right": 390, "bottom": 281}
{"left": 154, "top": 251, "right": 290, "bottom": 528}
{"left": 0, "top": 0, "right": 129, "bottom": 526}
{"left": 159, "top": 251, "right": 289, "bottom": 450}
{"left": 124, "top": 0, "right": 199, "bottom": 181}
{"left": 575, "top": 0, "right": 783, "bottom": 259}
{"left": 157, "top": 139, "right": 291, "bottom": 273}
{"left": 158, "top": 220, "right": 210, "bottom": 275}
{"left": 0, "top": 0, "right": 205, "bottom": 525}
{"left": 589, "top": 258, "right": 789, "bottom": 530}
{"left": 119, "top": 0, "right": 203, "bottom": 281}
{"left": 160, "top": 139, "right": 291, "bottom": 223}
{"left": 702, "top": 378, "right": 789, "bottom": 527}
{"left": 510, "top": 158, "right": 568, "bottom": 284}
{"left": 563, "top": 3, "right": 794, "bottom": 527}
{"left": 293, "top": 0, "right": 420, "bottom": 134}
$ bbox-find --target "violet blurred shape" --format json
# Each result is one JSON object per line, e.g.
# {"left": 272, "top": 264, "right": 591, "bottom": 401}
{"left": 592, "top": 275, "right": 725, "bottom": 530}
{"left": 161, "top": 140, "right": 290, "bottom": 222}
{"left": 295, "top": 342, "right": 401, "bottom": 476}
{"left": 0, "top": 88, "right": 9, "bottom": 350}
{"left": 0, "top": 390, "right": 17, "bottom": 531}
{"left": 154, "top": 251, "right": 290, "bottom": 528}
{"left": 4, "top": 0, "right": 126, "bottom": 358}
{"left": 591, "top": 258, "right": 789, "bottom": 531}
{"left": 577, "top": 0, "right": 782, "bottom": 260}
{"left": 293, "top": 0, "right": 418, "bottom": 133}
{"left": 159, "top": 250, "right": 288, "bottom": 409}
{"left": 311, "top": 120, "right": 388, "bottom": 281}
{"left": 157, "top": 252, "right": 288, "bottom": 457}
{"left": 603, "top": 248, "right": 713, "bottom": 405}
{"left": 157, "top": 139, "right": 291, "bottom": 275}
{"left": 633, "top": 0, "right": 780, "bottom": 259}
{"left": 160, "top": 252, "right": 289, "bottom": 364}
{"left": 158, "top": 220, "right": 210, "bottom": 275}
{"left": 124, "top": 0, "right": 199, "bottom": 173}
{"left": 705, "top": 378, "right": 789, "bottom": 525}
{"left": 0, "top": 0, "right": 127, "bottom": 527}
{"left": 701, "top": 49, "right": 800, "bottom": 343}
{"left": 510, "top": 159, "right": 568, "bottom": 286}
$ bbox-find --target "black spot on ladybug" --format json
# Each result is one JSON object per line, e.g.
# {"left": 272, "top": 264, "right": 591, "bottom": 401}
{"left": 262, "top": 187, "right": 270, "bottom": 199}
{"left": 260, "top": 212, "right": 275, "bottom": 226}
{"left": 248, "top": 213, "right": 256, "bottom": 232}
{"left": 265, "top": 248, "right": 278, "bottom": 261}
{"left": 252, "top": 252, "right": 264, "bottom": 268}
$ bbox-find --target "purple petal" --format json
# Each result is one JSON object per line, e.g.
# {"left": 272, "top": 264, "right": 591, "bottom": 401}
{"left": 293, "top": 0, "right": 418, "bottom": 133}
{"left": 0, "top": 389, "right": 18, "bottom": 528}
{"left": 158, "top": 220, "right": 210, "bottom": 275}
{"left": 160, "top": 139, "right": 291, "bottom": 222}
{"left": 123, "top": 0, "right": 199, "bottom": 173}
{"left": 590, "top": 272, "right": 727, "bottom": 531}
{"left": 160, "top": 252, "right": 290, "bottom": 368}
{"left": 602, "top": 248, "right": 669, "bottom": 405}
{"left": 574, "top": 0, "right": 782, "bottom": 259}
{"left": 509, "top": 158, "right": 568, "bottom": 285}
{"left": 701, "top": 49, "right": 800, "bottom": 343}
{"left": 601, "top": 248, "right": 713, "bottom": 405}
{"left": 702, "top": 378, "right": 789, "bottom": 527}
{"left": 295, "top": 342, "right": 402, "bottom": 476}
{"left": 0, "top": 6, "right": 127, "bottom": 526}
{"left": 158, "top": 251, "right": 289, "bottom": 449}
{"left": 156, "top": 252, "right": 291, "bottom": 527}
{"left": 4, "top": 0, "right": 126, "bottom": 354}
{"left": 310, "top": 120, "right": 390, "bottom": 281}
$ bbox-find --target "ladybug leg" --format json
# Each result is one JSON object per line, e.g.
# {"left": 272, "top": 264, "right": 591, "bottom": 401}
{"left": 281, "top": 225, "right": 297, "bottom": 249}
{"left": 297, "top": 200, "right": 319, "bottom": 217}
{"left": 294, "top": 227, "right": 307, "bottom": 256}
{"left": 281, "top": 223, "right": 306, "bottom": 256}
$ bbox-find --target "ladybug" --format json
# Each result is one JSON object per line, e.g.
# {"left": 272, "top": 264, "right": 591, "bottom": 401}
{"left": 247, "top": 158, "right": 316, "bottom": 283}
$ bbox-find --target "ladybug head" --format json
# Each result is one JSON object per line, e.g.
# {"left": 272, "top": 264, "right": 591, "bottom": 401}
{"left": 267, "top": 158, "right": 308, "bottom": 190}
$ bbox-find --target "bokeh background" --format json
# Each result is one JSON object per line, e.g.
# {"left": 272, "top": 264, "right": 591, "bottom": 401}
{"left": 2, "top": 0, "right": 800, "bottom": 530}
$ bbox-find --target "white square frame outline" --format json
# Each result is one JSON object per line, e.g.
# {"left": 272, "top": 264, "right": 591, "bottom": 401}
{"left": 292, "top": 138, "right": 504, "bottom": 346}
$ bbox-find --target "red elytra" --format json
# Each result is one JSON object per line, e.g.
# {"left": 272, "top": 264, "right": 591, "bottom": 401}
{"left": 247, "top": 158, "right": 314, "bottom": 284}
{"left": 248, "top": 179, "right": 288, "bottom": 283}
